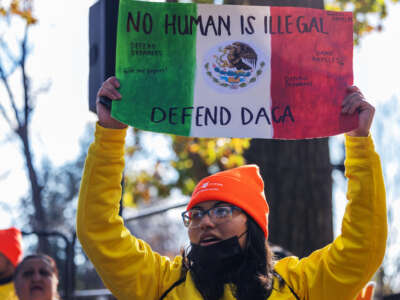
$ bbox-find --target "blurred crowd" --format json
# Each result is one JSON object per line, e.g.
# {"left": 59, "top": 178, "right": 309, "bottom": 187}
{"left": 0, "top": 227, "right": 61, "bottom": 300}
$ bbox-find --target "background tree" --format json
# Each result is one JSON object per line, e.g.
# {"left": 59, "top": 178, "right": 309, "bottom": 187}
{"left": 0, "top": 0, "right": 36, "bottom": 25}
{"left": 0, "top": 3, "right": 104, "bottom": 296}
{"left": 0, "top": 0, "right": 55, "bottom": 253}
{"left": 0, "top": 0, "right": 82, "bottom": 261}
{"left": 122, "top": 132, "right": 250, "bottom": 207}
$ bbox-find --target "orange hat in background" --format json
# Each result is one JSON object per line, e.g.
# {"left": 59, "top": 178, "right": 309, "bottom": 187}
{"left": 0, "top": 227, "right": 23, "bottom": 267}
{"left": 188, "top": 165, "right": 269, "bottom": 239}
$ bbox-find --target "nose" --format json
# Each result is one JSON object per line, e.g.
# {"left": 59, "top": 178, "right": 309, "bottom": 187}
{"left": 32, "top": 271, "right": 41, "bottom": 281}
{"left": 199, "top": 213, "right": 215, "bottom": 229}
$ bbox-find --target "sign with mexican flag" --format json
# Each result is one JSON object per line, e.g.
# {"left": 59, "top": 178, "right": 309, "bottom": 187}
{"left": 112, "top": 0, "right": 356, "bottom": 139}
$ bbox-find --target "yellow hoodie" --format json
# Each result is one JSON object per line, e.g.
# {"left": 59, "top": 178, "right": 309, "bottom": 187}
{"left": 0, "top": 282, "right": 18, "bottom": 300}
{"left": 77, "top": 124, "right": 387, "bottom": 300}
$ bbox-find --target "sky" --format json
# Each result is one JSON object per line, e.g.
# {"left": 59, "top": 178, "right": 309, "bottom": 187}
{"left": 0, "top": 0, "right": 400, "bottom": 287}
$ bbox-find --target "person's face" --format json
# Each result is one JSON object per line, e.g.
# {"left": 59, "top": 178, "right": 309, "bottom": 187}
{"left": 14, "top": 258, "right": 58, "bottom": 300}
{"left": 187, "top": 200, "right": 248, "bottom": 249}
{"left": 0, "top": 252, "right": 15, "bottom": 279}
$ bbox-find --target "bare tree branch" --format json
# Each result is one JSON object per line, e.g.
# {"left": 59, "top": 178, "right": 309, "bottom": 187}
{"left": 21, "top": 24, "right": 30, "bottom": 127}
{"left": 0, "top": 64, "right": 21, "bottom": 130}
{"left": 0, "top": 37, "right": 20, "bottom": 77}
{"left": 1, "top": 17, "right": 49, "bottom": 251}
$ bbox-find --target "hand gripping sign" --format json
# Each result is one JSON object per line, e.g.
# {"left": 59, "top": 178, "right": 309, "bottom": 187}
{"left": 112, "top": 0, "right": 356, "bottom": 139}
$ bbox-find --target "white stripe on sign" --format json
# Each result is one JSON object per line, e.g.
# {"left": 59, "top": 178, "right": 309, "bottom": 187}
{"left": 191, "top": 4, "right": 273, "bottom": 138}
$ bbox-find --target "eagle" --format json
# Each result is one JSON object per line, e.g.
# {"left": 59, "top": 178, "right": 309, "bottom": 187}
{"left": 224, "top": 42, "right": 258, "bottom": 71}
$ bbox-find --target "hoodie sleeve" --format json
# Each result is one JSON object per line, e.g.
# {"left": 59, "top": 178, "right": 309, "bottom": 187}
{"left": 76, "top": 123, "right": 182, "bottom": 300}
{"left": 274, "top": 135, "right": 387, "bottom": 300}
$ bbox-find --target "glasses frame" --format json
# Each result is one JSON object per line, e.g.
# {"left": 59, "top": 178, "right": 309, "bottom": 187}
{"left": 181, "top": 205, "right": 242, "bottom": 228}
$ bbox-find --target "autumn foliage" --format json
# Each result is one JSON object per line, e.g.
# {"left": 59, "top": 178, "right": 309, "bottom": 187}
{"left": 326, "top": 0, "right": 399, "bottom": 44}
{"left": 0, "top": 0, "right": 37, "bottom": 24}
{"left": 123, "top": 133, "right": 250, "bottom": 207}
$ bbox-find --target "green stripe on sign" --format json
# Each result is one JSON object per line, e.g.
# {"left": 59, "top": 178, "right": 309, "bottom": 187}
{"left": 113, "top": 0, "right": 197, "bottom": 136}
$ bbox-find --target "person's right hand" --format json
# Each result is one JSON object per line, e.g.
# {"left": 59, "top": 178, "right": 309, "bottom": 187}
{"left": 96, "top": 76, "right": 128, "bottom": 129}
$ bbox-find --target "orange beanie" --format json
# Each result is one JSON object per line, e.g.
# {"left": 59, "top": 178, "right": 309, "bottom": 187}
{"left": 0, "top": 227, "right": 23, "bottom": 267}
{"left": 188, "top": 165, "right": 269, "bottom": 239}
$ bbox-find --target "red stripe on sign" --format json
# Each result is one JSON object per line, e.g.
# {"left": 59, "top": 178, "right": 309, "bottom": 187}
{"left": 270, "top": 6, "right": 357, "bottom": 139}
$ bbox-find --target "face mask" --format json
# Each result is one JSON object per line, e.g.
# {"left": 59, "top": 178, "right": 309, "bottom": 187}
{"left": 188, "top": 235, "right": 245, "bottom": 276}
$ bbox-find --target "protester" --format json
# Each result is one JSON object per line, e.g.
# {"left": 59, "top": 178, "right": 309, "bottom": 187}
{"left": 14, "top": 254, "right": 61, "bottom": 300}
{"left": 0, "top": 227, "right": 23, "bottom": 300}
{"left": 77, "top": 76, "right": 387, "bottom": 300}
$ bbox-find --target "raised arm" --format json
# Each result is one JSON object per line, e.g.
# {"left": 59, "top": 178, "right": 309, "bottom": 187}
{"left": 76, "top": 77, "right": 182, "bottom": 300}
{"left": 275, "top": 86, "right": 387, "bottom": 300}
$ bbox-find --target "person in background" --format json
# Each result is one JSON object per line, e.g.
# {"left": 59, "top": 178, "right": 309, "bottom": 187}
{"left": 77, "top": 77, "right": 387, "bottom": 300}
{"left": 14, "top": 254, "right": 61, "bottom": 300}
{"left": 0, "top": 227, "right": 23, "bottom": 300}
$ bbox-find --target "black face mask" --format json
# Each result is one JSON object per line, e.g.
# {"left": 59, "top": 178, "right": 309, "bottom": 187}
{"left": 188, "top": 235, "right": 245, "bottom": 278}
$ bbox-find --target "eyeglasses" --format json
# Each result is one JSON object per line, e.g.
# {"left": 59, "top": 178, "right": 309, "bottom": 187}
{"left": 181, "top": 205, "right": 242, "bottom": 228}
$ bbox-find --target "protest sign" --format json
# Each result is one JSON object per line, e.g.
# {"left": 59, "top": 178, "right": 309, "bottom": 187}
{"left": 112, "top": 0, "right": 356, "bottom": 139}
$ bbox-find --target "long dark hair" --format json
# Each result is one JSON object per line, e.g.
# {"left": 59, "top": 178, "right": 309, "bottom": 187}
{"left": 180, "top": 215, "right": 275, "bottom": 300}
{"left": 230, "top": 216, "right": 274, "bottom": 300}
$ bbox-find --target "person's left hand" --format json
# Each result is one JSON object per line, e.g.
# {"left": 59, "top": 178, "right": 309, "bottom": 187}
{"left": 342, "top": 86, "right": 375, "bottom": 137}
